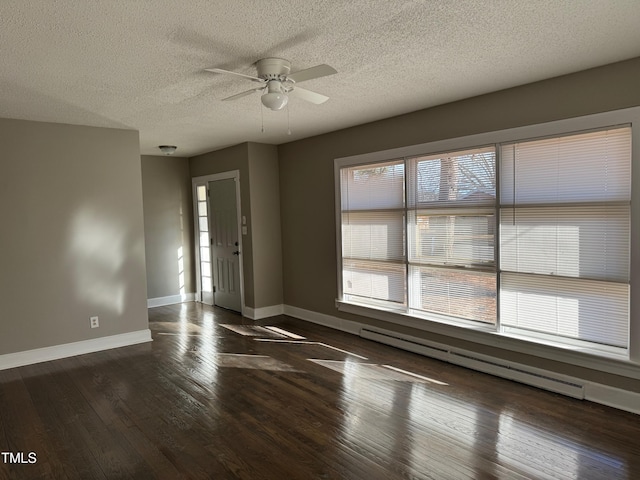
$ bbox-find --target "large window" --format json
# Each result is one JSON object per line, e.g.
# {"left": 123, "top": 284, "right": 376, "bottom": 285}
{"left": 337, "top": 121, "right": 633, "bottom": 356}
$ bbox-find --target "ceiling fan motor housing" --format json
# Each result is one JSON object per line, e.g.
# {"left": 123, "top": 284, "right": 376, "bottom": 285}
{"left": 256, "top": 58, "right": 291, "bottom": 81}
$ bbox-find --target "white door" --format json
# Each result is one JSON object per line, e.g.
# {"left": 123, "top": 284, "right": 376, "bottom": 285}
{"left": 209, "top": 178, "right": 242, "bottom": 312}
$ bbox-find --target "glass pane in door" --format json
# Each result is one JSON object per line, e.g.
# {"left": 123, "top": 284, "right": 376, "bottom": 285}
{"left": 196, "top": 185, "right": 213, "bottom": 303}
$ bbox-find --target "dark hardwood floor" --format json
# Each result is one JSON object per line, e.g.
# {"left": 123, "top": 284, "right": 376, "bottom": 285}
{"left": 1, "top": 302, "right": 639, "bottom": 479}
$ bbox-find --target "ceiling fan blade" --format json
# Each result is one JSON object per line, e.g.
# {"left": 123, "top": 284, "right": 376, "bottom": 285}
{"left": 288, "top": 86, "right": 329, "bottom": 105}
{"left": 222, "top": 88, "right": 263, "bottom": 101}
{"left": 205, "top": 68, "right": 263, "bottom": 82}
{"left": 287, "top": 64, "right": 337, "bottom": 83}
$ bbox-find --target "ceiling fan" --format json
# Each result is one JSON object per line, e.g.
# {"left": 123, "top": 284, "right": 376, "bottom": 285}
{"left": 205, "top": 58, "right": 337, "bottom": 111}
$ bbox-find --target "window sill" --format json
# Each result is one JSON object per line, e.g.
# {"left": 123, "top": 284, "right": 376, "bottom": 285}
{"left": 337, "top": 299, "right": 640, "bottom": 380}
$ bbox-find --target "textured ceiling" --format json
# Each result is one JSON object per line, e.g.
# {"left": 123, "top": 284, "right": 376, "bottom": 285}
{"left": 2, "top": 1, "right": 640, "bottom": 157}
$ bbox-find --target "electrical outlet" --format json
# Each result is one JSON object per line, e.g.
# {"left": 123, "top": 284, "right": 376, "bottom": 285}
{"left": 90, "top": 316, "right": 99, "bottom": 329}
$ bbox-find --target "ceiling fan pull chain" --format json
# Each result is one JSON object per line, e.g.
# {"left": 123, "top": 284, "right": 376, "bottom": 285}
{"left": 287, "top": 103, "right": 292, "bottom": 135}
{"left": 260, "top": 99, "right": 265, "bottom": 133}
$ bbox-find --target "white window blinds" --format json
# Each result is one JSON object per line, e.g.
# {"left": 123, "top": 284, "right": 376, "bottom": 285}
{"left": 406, "top": 147, "right": 497, "bottom": 324}
{"left": 341, "top": 160, "right": 406, "bottom": 307}
{"left": 499, "top": 127, "right": 631, "bottom": 347}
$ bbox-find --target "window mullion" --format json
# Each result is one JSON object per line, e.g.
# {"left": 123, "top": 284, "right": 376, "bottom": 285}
{"left": 495, "top": 142, "right": 501, "bottom": 333}
{"left": 404, "top": 156, "right": 411, "bottom": 314}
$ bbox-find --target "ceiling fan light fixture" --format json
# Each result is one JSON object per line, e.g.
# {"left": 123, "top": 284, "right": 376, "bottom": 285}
{"left": 261, "top": 92, "right": 288, "bottom": 110}
{"left": 261, "top": 80, "right": 289, "bottom": 110}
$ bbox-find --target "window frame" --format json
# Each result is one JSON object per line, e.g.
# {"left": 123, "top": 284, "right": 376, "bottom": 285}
{"left": 334, "top": 106, "right": 640, "bottom": 374}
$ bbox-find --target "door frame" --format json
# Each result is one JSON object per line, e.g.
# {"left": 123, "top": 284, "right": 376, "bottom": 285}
{"left": 192, "top": 170, "right": 245, "bottom": 315}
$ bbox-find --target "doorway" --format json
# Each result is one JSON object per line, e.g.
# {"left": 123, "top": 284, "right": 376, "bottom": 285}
{"left": 192, "top": 171, "right": 244, "bottom": 313}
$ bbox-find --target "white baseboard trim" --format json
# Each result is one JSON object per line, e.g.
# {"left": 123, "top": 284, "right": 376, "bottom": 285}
{"left": 283, "top": 304, "right": 361, "bottom": 335}
{"left": 585, "top": 382, "right": 640, "bottom": 415}
{"left": 282, "top": 304, "right": 640, "bottom": 415}
{"left": 244, "top": 304, "right": 284, "bottom": 320}
{"left": 0, "top": 329, "right": 153, "bottom": 371}
{"left": 148, "top": 293, "right": 195, "bottom": 308}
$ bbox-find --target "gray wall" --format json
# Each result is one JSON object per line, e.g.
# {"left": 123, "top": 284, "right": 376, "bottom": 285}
{"left": 141, "top": 155, "right": 195, "bottom": 300}
{"left": 0, "top": 118, "right": 149, "bottom": 355}
{"left": 188, "top": 142, "right": 283, "bottom": 310}
{"left": 189, "top": 143, "right": 255, "bottom": 307}
{"left": 248, "top": 143, "right": 283, "bottom": 308}
{"left": 278, "top": 57, "right": 640, "bottom": 392}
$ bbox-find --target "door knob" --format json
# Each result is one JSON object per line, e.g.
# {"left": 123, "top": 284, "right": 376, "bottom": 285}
{"left": 233, "top": 251, "right": 240, "bottom": 255}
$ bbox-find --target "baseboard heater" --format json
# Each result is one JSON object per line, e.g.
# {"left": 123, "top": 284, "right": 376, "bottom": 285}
{"left": 360, "top": 327, "right": 585, "bottom": 399}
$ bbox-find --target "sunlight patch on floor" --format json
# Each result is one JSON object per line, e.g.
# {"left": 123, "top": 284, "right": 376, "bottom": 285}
{"left": 214, "top": 353, "right": 299, "bottom": 371}
{"left": 156, "top": 332, "right": 219, "bottom": 337}
{"left": 254, "top": 339, "right": 368, "bottom": 360}
{"left": 264, "top": 326, "right": 306, "bottom": 339}
{"left": 381, "top": 365, "right": 448, "bottom": 385}
{"left": 309, "top": 359, "right": 447, "bottom": 385}
{"left": 220, "top": 324, "right": 288, "bottom": 338}
{"left": 220, "top": 324, "right": 307, "bottom": 340}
